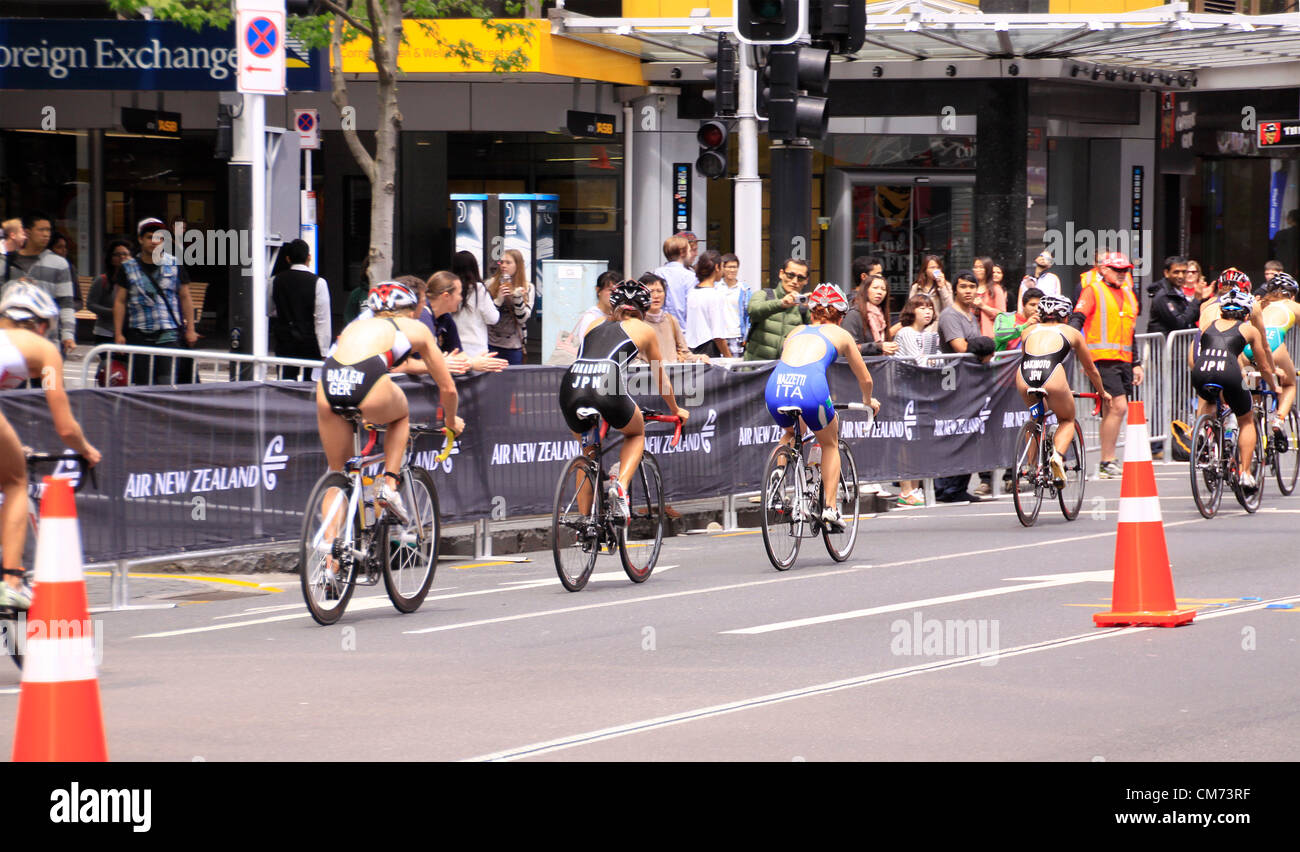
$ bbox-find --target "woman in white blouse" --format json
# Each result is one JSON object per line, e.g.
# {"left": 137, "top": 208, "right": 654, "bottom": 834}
{"left": 684, "top": 251, "right": 733, "bottom": 358}
{"left": 451, "top": 251, "right": 499, "bottom": 358}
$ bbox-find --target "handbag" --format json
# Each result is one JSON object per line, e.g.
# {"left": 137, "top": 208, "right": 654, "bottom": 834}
{"left": 546, "top": 315, "right": 587, "bottom": 367}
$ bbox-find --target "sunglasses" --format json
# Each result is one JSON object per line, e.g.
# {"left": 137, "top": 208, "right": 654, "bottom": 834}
{"left": 783, "top": 270, "right": 809, "bottom": 282}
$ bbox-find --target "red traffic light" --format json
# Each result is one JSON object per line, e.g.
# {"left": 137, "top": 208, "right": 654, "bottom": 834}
{"left": 698, "top": 121, "right": 727, "bottom": 149}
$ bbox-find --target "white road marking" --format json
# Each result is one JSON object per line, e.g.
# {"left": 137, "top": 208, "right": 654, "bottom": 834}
{"left": 498, "top": 565, "right": 678, "bottom": 587}
{"left": 722, "top": 572, "right": 1112, "bottom": 635}
{"left": 464, "top": 595, "right": 1300, "bottom": 762}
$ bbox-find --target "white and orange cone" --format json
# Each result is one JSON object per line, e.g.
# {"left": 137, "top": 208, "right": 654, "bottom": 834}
{"left": 11, "top": 477, "right": 107, "bottom": 761}
{"left": 1094, "top": 401, "right": 1196, "bottom": 628}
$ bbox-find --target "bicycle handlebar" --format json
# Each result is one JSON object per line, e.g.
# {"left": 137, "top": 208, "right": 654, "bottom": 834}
{"left": 1074, "top": 392, "right": 1103, "bottom": 417}
{"left": 435, "top": 427, "right": 457, "bottom": 463}
{"left": 834, "top": 401, "right": 876, "bottom": 427}
{"left": 642, "top": 411, "right": 684, "bottom": 448}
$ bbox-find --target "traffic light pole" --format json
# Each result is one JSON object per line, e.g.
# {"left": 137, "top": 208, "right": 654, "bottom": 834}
{"left": 768, "top": 138, "right": 812, "bottom": 282}
{"left": 734, "top": 44, "right": 763, "bottom": 290}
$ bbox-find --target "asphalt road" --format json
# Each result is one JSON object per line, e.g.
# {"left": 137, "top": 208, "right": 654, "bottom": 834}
{"left": 2, "top": 464, "right": 1298, "bottom": 762}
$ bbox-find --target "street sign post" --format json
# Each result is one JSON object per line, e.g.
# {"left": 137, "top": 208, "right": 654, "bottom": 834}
{"left": 294, "top": 109, "right": 320, "bottom": 150}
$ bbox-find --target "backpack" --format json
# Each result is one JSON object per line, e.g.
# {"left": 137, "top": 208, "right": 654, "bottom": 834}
{"left": 1170, "top": 419, "right": 1192, "bottom": 462}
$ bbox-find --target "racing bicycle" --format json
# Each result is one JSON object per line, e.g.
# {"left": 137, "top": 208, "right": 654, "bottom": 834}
{"left": 759, "top": 402, "right": 871, "bottom": 571}
{"left": 1011, "top": 391, "right": 1098, "bottom": 527}
{"left": 1252, "top": 377, "right": 1299, "bottom": 496}
{"left": 299, "top": 408, "right": 454, "bottom": 625}
{"left": 550, "top": 407, "right": 681, "bottom": 592}
{"left": 1189, "top": 383, "right": 1264, "bottom": 518}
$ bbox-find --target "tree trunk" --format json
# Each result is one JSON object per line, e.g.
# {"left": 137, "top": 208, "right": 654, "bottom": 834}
{"left": 363, "top": 0, "right": 403, "bottom": 284}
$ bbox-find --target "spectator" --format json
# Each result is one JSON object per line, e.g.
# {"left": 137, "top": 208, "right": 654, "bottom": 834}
{"left": 1260, "top": 259, "right": 1285, "bottom": 296}
{"left": 1069, "top": 251, "right": 1142, "bottom": 479}
{"left": 451, "top": 251, "right": 499, "bottom": 358}
{"left": 993, "top": 286, "right": 1043, "bottom": 351}
{"left": 0, "top": 219, "right": 24, "bottom": 255}
{"left": 635, "top": 272, "right": 708, "bottom": 365}
{"left": 843, "top": 272, "right": 898, "bottom": 356}
{"left": 719, "top": 252, "right": 751, "bottom": 357}
{"left": 48, "top": 231, "right": 81, "bottom": 310}
{"left": 268, "top": 239, "right": 330, "bottom": 378}
{"left": 653, "top": 236, "right": 695, "bottom": 326}
{"left": 909, "top": 254, "right": 953, "bottom": 315}
{"left": 112, "top": 217, "right": 198, "bottom": 384}
{"left": 407, "top": 272, "right": 504, "bottom": 376}
{"left": 1271, "top": 209, "right": 1299, "bottom": 274}
{"left": 685, "top": 251, "right": 733, "bottom": 358}
{"left": 1182, "top": 259, "right": 1205, "bottom": 299}
{"left": 1146, "top": 255, "right": 1205, "bottom": 336}
{"left": 971, "top": 255, "right": 1007, "bottom": 338}
{"left": 0, "top": 211, "right": 76, "bottom": 354}
{"left": 87, "top": 240, "right": 131, "bottom": 347}
{"left": 485, "top": 248, "right": 534, "bottom": 365}
{"left": 676, "top": 231, "right": 700, "bottom": 268}
{"left": 744, "top": 257, "right": 809, "bottom": 361}
{"left": 893, "top": 294, "right": 939, "bottom": 506}
{"left": 1020, "top": 249, "right": 1061, "bottom": 305}
{"left": 933, "top": 271, "right": 990, "bottom": 504}
{"left": 344, "top": 277, "right": 369, "bottom": 325}
{"left": 576, "top": 269, "right": 620, "bottom": 337}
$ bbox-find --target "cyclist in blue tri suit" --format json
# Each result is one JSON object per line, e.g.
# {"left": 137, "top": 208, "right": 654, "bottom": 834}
{"left": 763, "top": 283, "right": 879, "bottom": 530}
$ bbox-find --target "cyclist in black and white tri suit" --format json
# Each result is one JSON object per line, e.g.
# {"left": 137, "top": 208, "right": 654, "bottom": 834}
{"left": 558, "top": 279, "right": 689, "bottom": 520}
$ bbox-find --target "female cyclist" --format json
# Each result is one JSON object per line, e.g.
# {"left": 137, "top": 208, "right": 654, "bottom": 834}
{"left": 558, "top": 280, "right": 689, "bottom": 520}
{"left": 1247, "top": 272, "right": 1300, "bottom": 445}
{"left": 763, "top": 283, "right": 880, "bottom": 530}
{"left": 0, "top": 281, "right": 102, "bottom": 609}
{"left": 1192, "top": 289, "right": 1277, "bottom": 492}
{"left": 317, "top": 279, "right": 462, "bottom": 523}
{"left": 1015, "top": 294, "right": 1110, "bottom": 483}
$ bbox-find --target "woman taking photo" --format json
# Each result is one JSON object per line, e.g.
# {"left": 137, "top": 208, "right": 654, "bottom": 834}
{"left": 908, "top": 254, "right": 953, "bottom": 315}
{"left": 485, "top": 249, "right": 535, "bottom": 365}
{"left": 843, "top": 273, "right": 899, "bottom": 356}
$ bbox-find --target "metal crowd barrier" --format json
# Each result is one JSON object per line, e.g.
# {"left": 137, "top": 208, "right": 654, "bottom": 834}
{"left": 79, "top": 344, "right": 322, "bottom": 388}
{"left": 1165, "top": 328, "right": 1200, "bottom": 445}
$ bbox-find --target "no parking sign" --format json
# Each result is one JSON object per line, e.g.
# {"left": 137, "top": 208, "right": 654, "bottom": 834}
{"left": 295, "top": 109, "right": 320, "bottom": 149}
{"left": 236, "top": 0, "right": 286, "bottom": 95}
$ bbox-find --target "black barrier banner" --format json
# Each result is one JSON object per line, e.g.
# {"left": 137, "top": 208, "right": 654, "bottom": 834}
{"left": 0, "top": 356, "right": 1028, "bottom": 563}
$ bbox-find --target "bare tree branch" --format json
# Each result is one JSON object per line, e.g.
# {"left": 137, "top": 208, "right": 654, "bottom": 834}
{"left": 330, "top": 15, "right": 377, "bottom": 184}
{"left": 318, "top": 0, "right": 374, "bottom": 40}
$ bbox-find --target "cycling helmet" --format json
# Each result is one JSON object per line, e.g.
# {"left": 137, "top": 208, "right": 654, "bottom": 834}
{"left": 1267, "top": 272, "right": 1298, "bottom": 297}
{"left": 1037, "top": 294, "right": 1074, "bottom": 321}
{"left": 808, "top": 283, "right": 849, "bottom": 313}
{"left": 0, "top": 281, "right": 58, "bottom": 323}
{"left": 1216, "top": 267, "right": 1251, "bottom": 292}
{"left": 366, "top": 280, "right": 419, "bottom": 313}
{"left": 1217, "top": 288, "right": 1254, "bottom": 318}
{"left": 609, "top": 279, "right": 652, "bottom": 315}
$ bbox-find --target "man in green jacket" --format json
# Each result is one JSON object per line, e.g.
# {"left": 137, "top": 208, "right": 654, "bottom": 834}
{"left": 743, "top": 258, "right": 809, "bottom": 360}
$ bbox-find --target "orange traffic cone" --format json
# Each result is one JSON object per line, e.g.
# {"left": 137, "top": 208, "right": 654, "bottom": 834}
{"left": 11, "top": 477, "right": 108, "bottom": 761}
{"left": 1094, "top": 401, "right": 1196, "bottom": 628}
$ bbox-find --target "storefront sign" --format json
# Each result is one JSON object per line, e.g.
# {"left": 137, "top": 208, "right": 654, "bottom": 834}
{"left": 1259, "top": 119, "right": 1300, "bottom": 149}
{"left": 1159, "top": 92, "right": 1196, "bottom": 175}
{"left": 120, "top": 107, "right": 181, "bottom": 137}
{"left": 566, "top": 110, "right": 617, "bottom": 140}
{"left": 673, "top": 163, "right": 691, "bottom": 234}
{"left": 1130, "top": 165, "right": 1144, "bottom": 263}
{"left": 0, "top": 18, "right": 324, "bottom": 91}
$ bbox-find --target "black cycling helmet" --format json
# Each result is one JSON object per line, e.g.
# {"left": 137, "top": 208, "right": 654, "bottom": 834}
{"left": 610, "top": 279, "right": 652, "bottom": 316}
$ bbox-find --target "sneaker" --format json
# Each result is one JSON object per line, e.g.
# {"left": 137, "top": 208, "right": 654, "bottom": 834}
{"left": 1050, "top": 451, "right": 1067, "bottom": 485}
{"left": 973, "top": 481, "right": 992, "bottom": 496}
{"left": 765, "top": 470, "right": 786, "bottom": 512}
{"left": 0, "top": 581, "right": 32, "bottom": 611}
{"left": 896, "top": 489, "right": 925, "bottom": 507}
{"left": 1240, "top": 471, "right": 1258, "bottom": 492}
{"left": 1272, "top": 420, "right": 1288, "bottom": 453}
{"left": 1098, "top": 460, "right": 1122, "bottom": 479}
{"left": 375, "top": 478, "right": 409, "bottom": 526}
{"left": 821, "top": 506, "right": 845, "bottom": 532}
{"left": 607, "top": 478, "right": 630, "bottom": 523}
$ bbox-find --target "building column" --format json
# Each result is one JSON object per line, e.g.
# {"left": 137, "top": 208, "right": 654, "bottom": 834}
{"left": 626, "top": 89, "right": 708, "bottom": 277}
{"left": 974, "top": 79, "right": 1028, "bottom": 290}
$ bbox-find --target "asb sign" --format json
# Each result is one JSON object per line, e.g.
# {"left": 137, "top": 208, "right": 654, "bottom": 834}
{"left": 1258, "top": 119, "right": 1300, "bottom": 149}
{"left": 237, "top": 0, "right": 286, "bottom": 95}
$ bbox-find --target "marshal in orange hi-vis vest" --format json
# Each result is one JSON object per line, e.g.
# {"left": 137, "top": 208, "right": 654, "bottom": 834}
{"left": 1079, "top": 269, "right": 1138, "bottom": 362}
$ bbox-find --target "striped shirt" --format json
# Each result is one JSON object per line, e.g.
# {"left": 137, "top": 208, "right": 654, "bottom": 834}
{"left": 0, "top": 250, "right": 75, "bottom": 345}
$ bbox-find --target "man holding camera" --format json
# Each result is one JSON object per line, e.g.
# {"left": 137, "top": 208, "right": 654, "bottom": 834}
{"left": 743, "top": 258, "right": 810, "bottom": 361}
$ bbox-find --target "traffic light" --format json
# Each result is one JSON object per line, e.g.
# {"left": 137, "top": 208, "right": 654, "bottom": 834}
{"left": 703, "top": 35, "right": 739, "bottom": 118}
{"left": 760, "top": 45, "right": 830, "bottom": 140}
{"left": 736, "top": 0, "right": 805, "bottom": 46}
{"left": 809, "top": 0, "right": 865, "bottom": 55}
{"left": 696, "top": 120, "right": 729, "bottom": 180}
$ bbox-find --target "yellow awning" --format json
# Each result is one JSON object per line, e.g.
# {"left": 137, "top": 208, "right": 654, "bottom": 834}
{"left": 337, "top": 18, "right": 646, "bottom": 86}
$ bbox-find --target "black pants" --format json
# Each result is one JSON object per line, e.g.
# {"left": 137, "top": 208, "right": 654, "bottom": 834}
{"left": 124, "top": 329, "right": 194, "bottom": 385}
{"left": 934, "top": 474, "right": 972, "bottom": 500}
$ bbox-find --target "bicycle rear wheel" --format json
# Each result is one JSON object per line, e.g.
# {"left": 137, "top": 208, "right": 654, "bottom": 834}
{"left": 760, "top": 445, "right": 802, "bottom": 571}
{"left": 1272, "top": 406, "right": 1300, "bottom": 496}
{"left": 552, "top": 456, "right": 600, "bottom": 591}
{"left": 1057, "top": 426, "right": 1087, "bottom": 520}
{"left": 1012, "top": 423, "right": 1044, "bottom": 527}
{"left": 1189, "top": 413, "right": 1223, "bottom": 519}
{"left": 382, "top": 466, "right": 439, "bottom": 613}
{"left": 300, "top": 472, "right": 357, "bottom": 625}
{"left": 1233, "top": 425, "right": 1265, "bottom": 513}
{"left": 822, "top": 440, "right": 860, "bottom": 562}
{"left": 619, "top": 454, "right": 663, "bottom": 584}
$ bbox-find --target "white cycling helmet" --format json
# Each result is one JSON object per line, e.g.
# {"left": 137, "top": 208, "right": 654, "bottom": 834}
{"left": 1217, "top": 288, "right": 1254, "bottom": 318}
{"left": 1037, "top": 294, "right": 1073, "bottom": 321}
{"left": 0, "top": 281, "right": 58, "bottom": 323}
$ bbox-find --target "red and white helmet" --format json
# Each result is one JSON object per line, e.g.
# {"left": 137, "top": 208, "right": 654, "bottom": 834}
{"left": 1216, "top": 267, "right": 1251, "bottom": 293}
{"left": 366, "top": 280, "right": 419, "bottom": 313}
{"left": 808, "top": 283, "right": 849, "bottom": 313}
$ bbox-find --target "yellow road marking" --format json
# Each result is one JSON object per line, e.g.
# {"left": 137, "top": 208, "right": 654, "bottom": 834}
{"left": 445, "top": 560, "right": 531, "bottom": 571}
{"left": 83, "top": 572, "right": 283, "bottom": 593}
{"left": 715, "top": 530, "right": 761, "bottom": 538}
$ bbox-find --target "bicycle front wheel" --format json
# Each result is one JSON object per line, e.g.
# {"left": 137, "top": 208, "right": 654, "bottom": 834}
{"left": 382, "top": 466, "right": 439, "bottom": 613}
{"left": 300, "top": 472, "right": 357, "bottom": 625}
{"left": 1234, "top": 425, "right": 1265, "bottom": 514}
{"left": 760, "top": 445, "right": 802, "bottom": 571}
{"left": 1012, "top": 423, "right": 1044, "bottom": 527}
{"left": 1058, "top": 425, "right": 1087, "bottom": 520}
{"left": 1189, "top": 413, "right": 1223, "bottom": 519}
{"left": 822, "top": 440, "right": 860, "bottom": 562}
{"left": 1272, "top": 406, "right": 1300, "bottom": 496}
{"left": 552, "top": 456, "right": 600, "bottom": 592}
{"left": 619, "top": 453, "right": 663, "bottom": 584}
